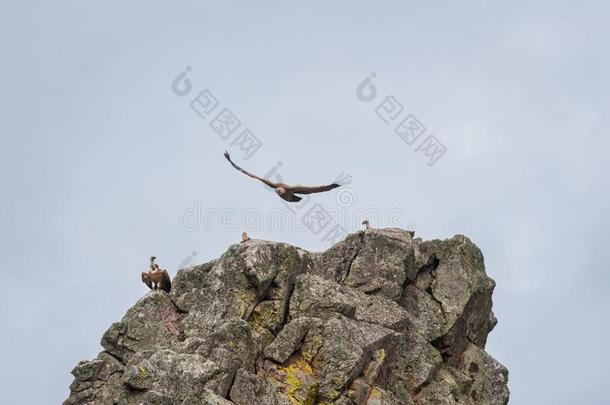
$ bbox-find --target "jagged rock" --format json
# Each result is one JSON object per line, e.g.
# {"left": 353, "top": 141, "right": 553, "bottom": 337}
{"left": 229, "top": 368, "right": 291, "bottom": 405}
{"left": 264, "top": 317, "right": 322, "bottom": 364}
{"left": 65, "top": 230, "right": 508, "bottom": 404}
{"left": 458, "top": 343, "right": 509, "bottom": 405}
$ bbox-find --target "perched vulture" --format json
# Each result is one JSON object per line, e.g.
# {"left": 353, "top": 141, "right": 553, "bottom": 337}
{"left": 224, "top": 151, "right": 351, "bottom": 202}
{"left": 241, "top": 232, "right": 250, "bottom": 243}
{"left": 141, "top": 256, "right": 171, "bottom": 293}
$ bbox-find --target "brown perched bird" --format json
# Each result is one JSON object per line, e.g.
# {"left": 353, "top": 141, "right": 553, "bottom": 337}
{"left": 224, "top": 151, "right": 351, "bottom": 202}
{"left": 241, "top": 232, "right": 250, "bottom": 243}
{"left": 141, "top": 256, "right": 171, "bottom": 293}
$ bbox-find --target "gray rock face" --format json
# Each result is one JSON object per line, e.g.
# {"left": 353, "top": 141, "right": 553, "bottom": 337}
{"left": 65, "top": 229, "right": 509, "bottom": 405}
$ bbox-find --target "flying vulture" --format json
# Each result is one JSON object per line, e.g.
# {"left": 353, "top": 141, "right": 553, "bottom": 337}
{"left": 223, "top": 151, "right": 351, "bottom": 202}
{"left": 141, "top": 256, "right": 171, "bottom": 293}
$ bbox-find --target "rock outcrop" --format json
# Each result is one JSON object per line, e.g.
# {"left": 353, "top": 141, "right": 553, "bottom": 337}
{"left": 65, "top": 228, "right": 509, "bottom": 404}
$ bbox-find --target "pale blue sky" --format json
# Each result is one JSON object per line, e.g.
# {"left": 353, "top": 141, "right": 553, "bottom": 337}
{"left": 2, "top": 1, "right": 609, "bottom": 404}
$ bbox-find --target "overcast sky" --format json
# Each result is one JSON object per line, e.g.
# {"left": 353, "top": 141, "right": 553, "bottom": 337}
{"left": 2, "top": 1, "right": 609, "bottom": 404}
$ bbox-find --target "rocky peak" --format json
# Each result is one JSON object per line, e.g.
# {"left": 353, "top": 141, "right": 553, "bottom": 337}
{"left": 65, "top": 228, "right": 509, "bottom": 404}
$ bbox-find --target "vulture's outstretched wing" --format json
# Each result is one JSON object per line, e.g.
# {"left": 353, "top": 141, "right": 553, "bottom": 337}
{"left": 284, "top": 194, "right": 302, "bottom": 202}
{"left": 224, "top": 151, "right": 278, "bottom": 189}
{"left": 288, "top": 173, "right": 352, "bottom": 195}
{"left": 141, "top": 272, "right": 152, "bottom": 289}
{"left": 160, "top": 270, "right": 172, "bottom": 293}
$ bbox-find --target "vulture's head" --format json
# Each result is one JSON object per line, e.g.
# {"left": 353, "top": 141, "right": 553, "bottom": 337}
{"left": 276, "top": 187, "right": 286, "bottom": 196}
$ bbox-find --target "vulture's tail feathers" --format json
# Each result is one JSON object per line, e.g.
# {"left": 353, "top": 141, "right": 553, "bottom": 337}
{"left": 161, "top": 270, "right": 172, "bottom": 293}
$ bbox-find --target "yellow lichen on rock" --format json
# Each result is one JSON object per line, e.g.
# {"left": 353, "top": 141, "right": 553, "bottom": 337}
{"left": 137, "top": 365, "right": 148, "bottom": 378}
{"left": 369, "top": 387, "right": 381, "bottom": 399}
{"left": 250, "top": 301, "right": 280, "bottom": 330}
{"left": 236, "top": 290, "right": 256, "bottom": 318}
{"left": 278, "top": 359, "right": 317, "bottom": 405}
